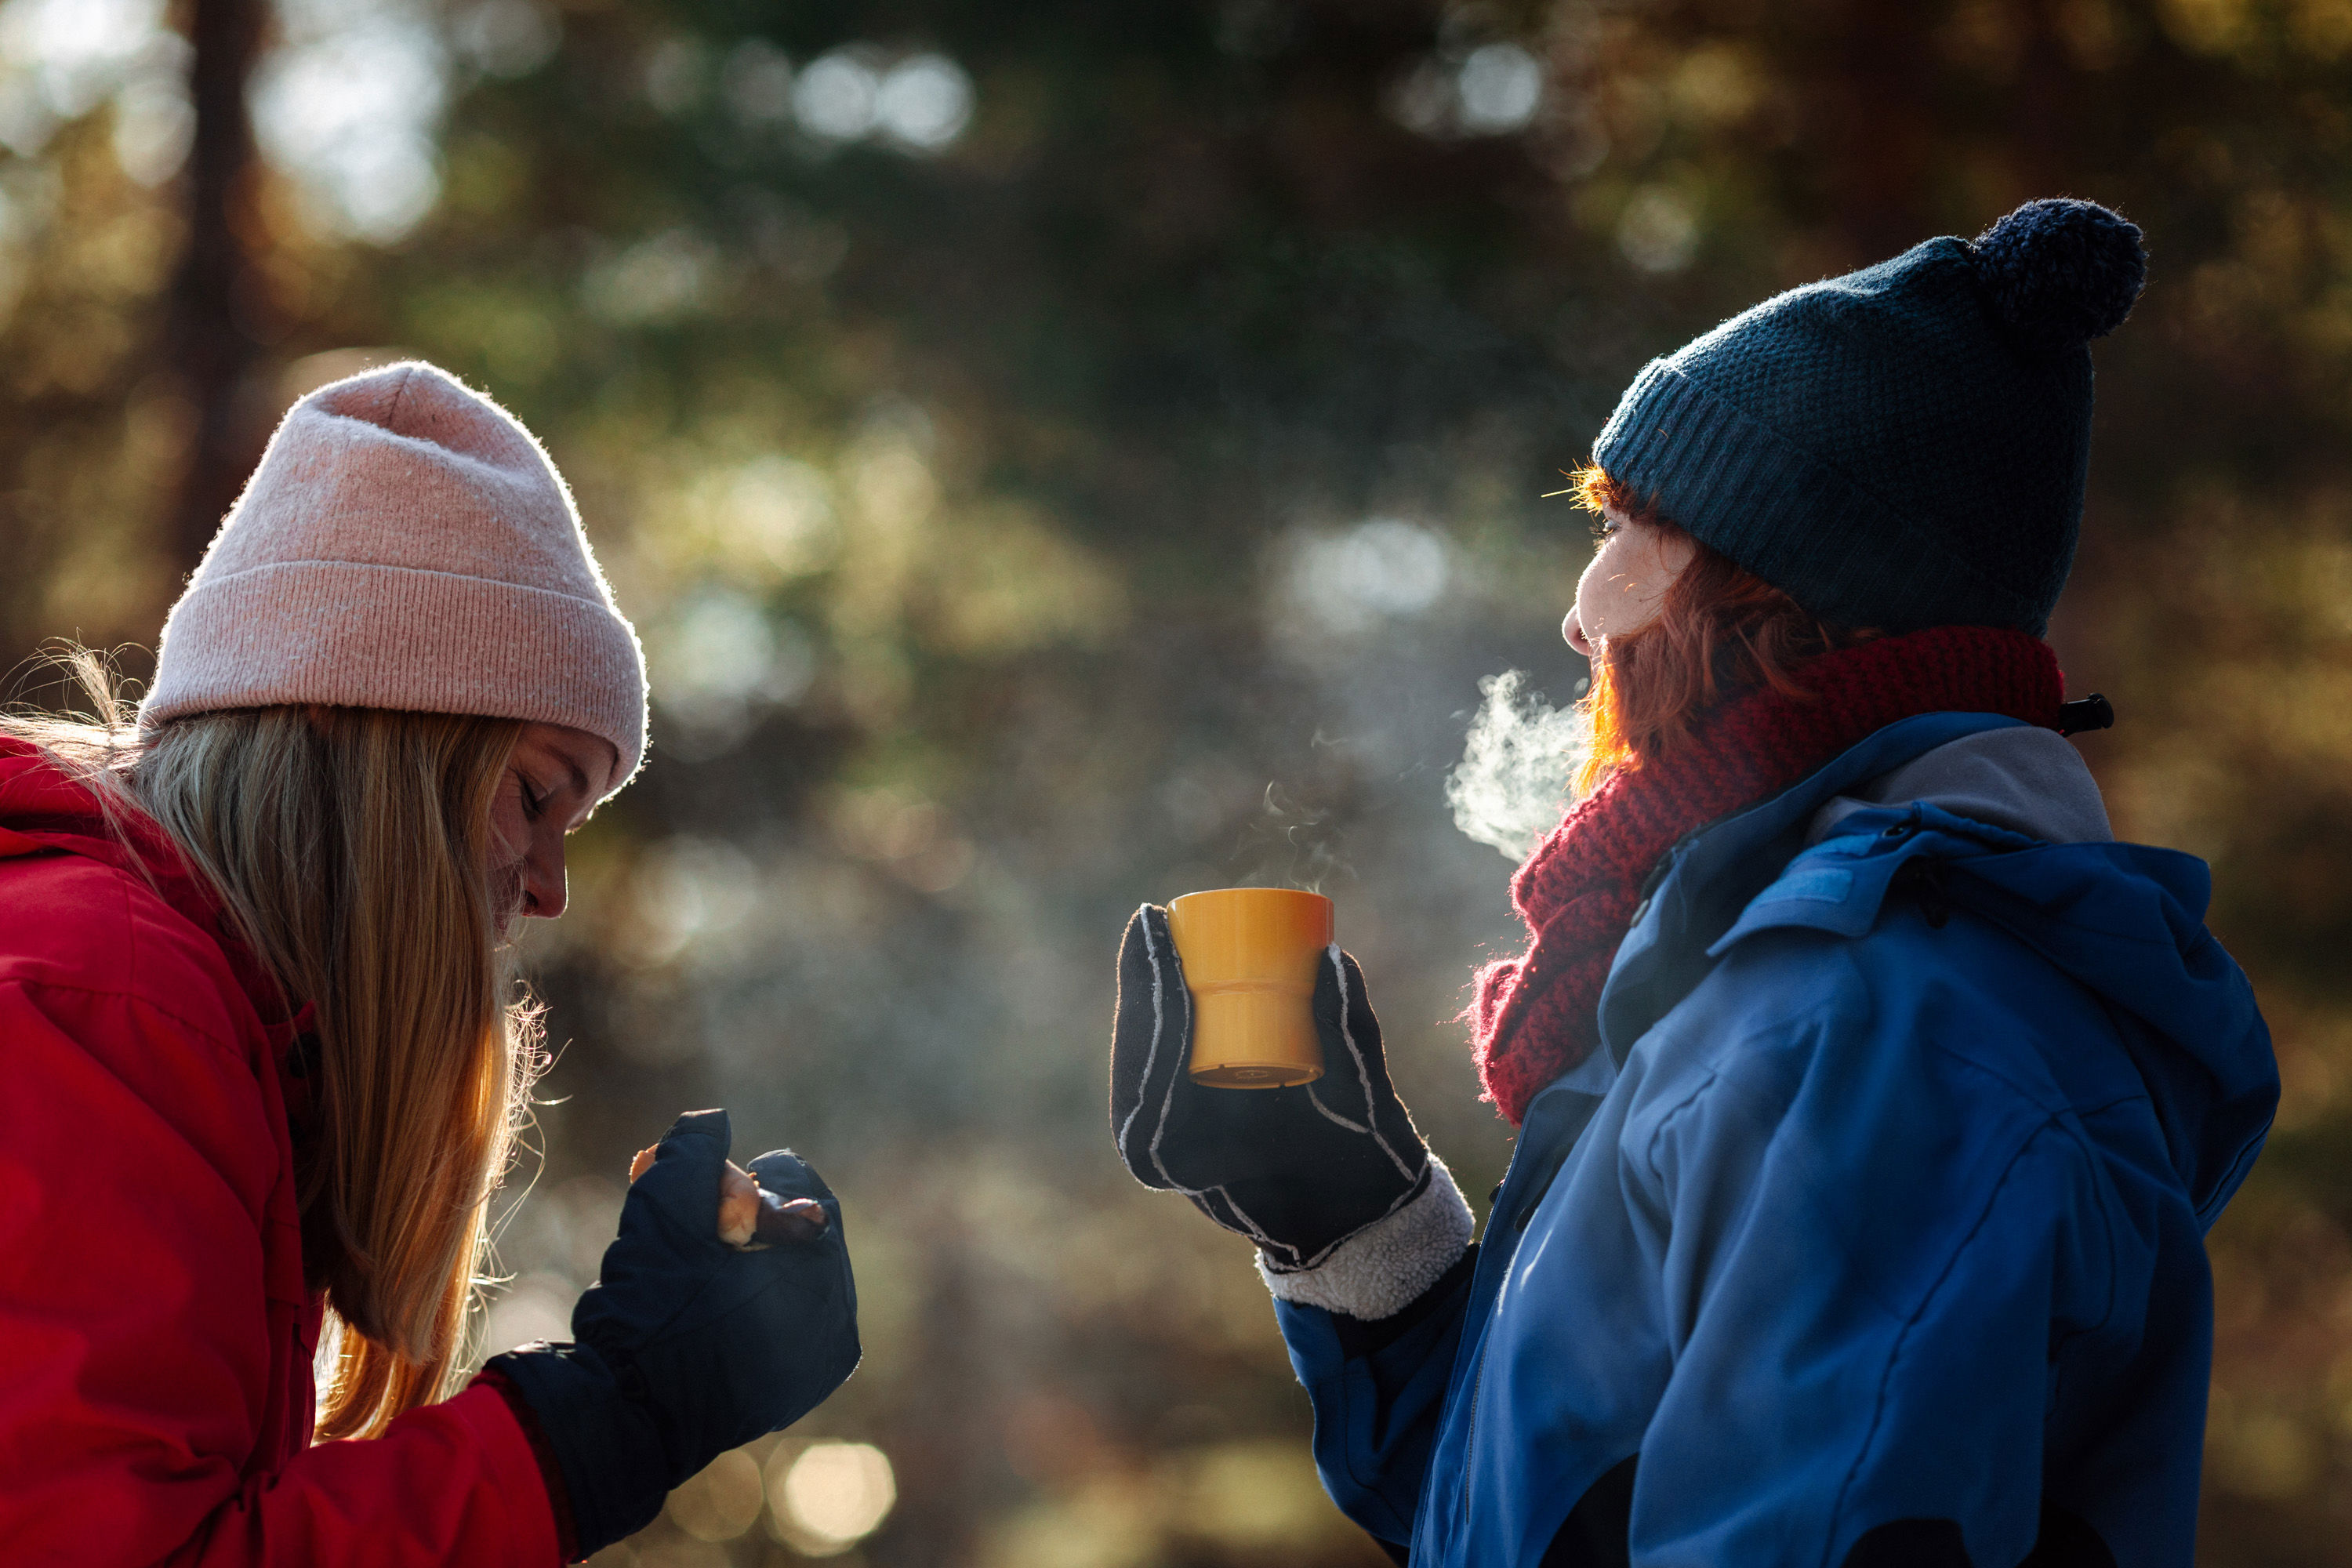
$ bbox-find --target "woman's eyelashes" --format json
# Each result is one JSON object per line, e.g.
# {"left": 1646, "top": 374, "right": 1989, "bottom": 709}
{"left": 520, "top": 775, "right": 550, "bottom": 822}
{"left": 1589, "top": 514, "right": 1620, "bottom": 543}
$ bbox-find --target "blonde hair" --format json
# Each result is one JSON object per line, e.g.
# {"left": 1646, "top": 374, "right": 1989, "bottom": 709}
{"left": 5, "top": 650, "right": 543, "bottom": 1439}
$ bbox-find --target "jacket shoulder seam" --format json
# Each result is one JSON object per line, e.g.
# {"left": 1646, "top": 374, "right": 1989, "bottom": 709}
{"left": 1646, "top": 943, "right": 2104, "bottom": 1144}
{"left": 0, "top": 975, "right": 247, "bottom": 1062}
{"left": 0, "top": 853, "right": 255, "bottom": 1060}
{"left": 1866, "top": 941, "right": 2125, "bottom": 1339}
{"left": 1636, "top": 975, "right": 1854, "bottom": 1175}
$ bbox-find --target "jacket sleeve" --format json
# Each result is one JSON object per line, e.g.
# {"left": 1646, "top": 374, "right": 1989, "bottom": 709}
{"left": 0, "top": 981, "right": 564, "bottom": 1567}
{"left": 1621, "top": 949, "right": 2115, "bottom": 1567}
{"left": 1272, "top": 1248, "right": 1476, "bottom": 1551}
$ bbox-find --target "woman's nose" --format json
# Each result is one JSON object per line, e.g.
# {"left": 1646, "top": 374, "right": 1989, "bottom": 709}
{"left": 521, "top": 842, "right": 568, "bottom": 920}
{"left": 1563, "top": 608, "right": 1592, "bottom": 659}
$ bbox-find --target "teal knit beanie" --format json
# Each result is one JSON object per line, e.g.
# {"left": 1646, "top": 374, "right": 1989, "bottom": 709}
{"left": 1590, "top": 198, "right": 2147, "bottom": 637}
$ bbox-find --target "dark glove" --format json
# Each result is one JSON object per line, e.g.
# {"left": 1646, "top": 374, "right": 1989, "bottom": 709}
{"left": 1111, "top": 902, "right": 1436, "bottom": 1274}
{"left": 487, "top": 1109, "right": 860, "bottom": 1556}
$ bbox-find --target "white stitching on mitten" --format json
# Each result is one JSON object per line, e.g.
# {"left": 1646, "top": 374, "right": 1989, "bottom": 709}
{"left": 1142, "top": 913, "right": 1200, "bottom": 1193}
{"left": 1325, "top": 946, "right": 1417, "bottom": 1181}
{"left": 1113, "top": 905, "right": 1164, "bottom": 1158}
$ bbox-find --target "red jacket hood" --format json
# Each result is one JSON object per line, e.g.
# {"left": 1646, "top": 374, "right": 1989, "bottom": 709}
{"left": 0, "top": 735, "right": 291, "bottom": 1029}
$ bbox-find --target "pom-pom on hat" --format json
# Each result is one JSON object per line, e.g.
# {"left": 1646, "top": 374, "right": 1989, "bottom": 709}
{"left": 1969, "top": 198, "right": 2146, "bottom": 352}
{"left": 141, "top": 361, "right": 648, "bottom": 790}
{"left": 1591, "top": 197, "right": 2147, "bottom": 637}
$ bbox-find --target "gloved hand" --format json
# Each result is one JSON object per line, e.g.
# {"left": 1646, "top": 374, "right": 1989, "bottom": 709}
{"left": 1111, "top": 903, "right": 1467, "bottom": 1307}
{"left": 487, "top": 1109, "right": 859, "bottom": 1556}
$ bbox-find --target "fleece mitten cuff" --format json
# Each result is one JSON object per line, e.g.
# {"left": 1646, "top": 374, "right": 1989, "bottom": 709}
{"left": 1258, "top": 1152, "right": 1474, "bottom": 1320}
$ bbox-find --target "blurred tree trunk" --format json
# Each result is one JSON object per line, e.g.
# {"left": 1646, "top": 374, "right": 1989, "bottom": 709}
{"left": 877, "top": 1221, "right": 988, "bottom": 1568}
{"left": 164, "top": 0, "right": 267, "bottom": 575}
{"left": 1812, "top": 0, "right": 1939, "bottom": 265}
{"left": 2008, "top": 0, "right": 2084, "bottom": 204}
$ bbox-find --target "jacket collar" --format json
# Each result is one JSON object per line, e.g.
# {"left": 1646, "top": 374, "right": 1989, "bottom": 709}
{"left": 1705, "top": 800, "right": 2036, "bottom": 955}
{"left": 1589, "top": 712, "right": 2028, "bottom": 1066}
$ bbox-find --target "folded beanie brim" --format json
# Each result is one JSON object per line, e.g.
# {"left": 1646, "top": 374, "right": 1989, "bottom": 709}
{"left": 140, "top": 559, "right": 647, "bottom": 784}
{"left": 1595, "top": 364, "right": 2052, "bottom": 636}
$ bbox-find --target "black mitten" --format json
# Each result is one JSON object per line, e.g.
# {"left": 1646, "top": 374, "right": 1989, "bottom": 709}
{"left": 488, "top": 1109, "right": 860, "bottom": 1555}
{"left": 1111, "top": 902, "right": 1445, "bottom": 1277}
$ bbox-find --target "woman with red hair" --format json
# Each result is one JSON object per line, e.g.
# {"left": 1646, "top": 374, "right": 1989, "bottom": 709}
{"left": 1112, "top": 199, "right": 2276, "bottom": 1566}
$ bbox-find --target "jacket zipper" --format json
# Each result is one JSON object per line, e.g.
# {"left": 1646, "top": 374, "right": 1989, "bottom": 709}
{"left": 1455, "top": 1340, "right": 1490, "bottom": 1547}
{"left": 1452, "top": 1131, "right": 1573, "bottom": 1549}
{"left": 1454, "top": 1203, "right": 1516, "bottom": 1542}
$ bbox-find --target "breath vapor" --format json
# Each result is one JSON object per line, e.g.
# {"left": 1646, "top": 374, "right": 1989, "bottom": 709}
{"left": 1446, "top": 670, "right": 1585, "bottom": 862}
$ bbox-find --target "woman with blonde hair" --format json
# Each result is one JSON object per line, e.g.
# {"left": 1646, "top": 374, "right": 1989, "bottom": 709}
{"left": 0, "top": 363, "right": 858, "bottom": 1563}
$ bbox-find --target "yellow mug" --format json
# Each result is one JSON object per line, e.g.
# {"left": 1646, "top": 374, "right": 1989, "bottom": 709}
{"left": 1167, "top": 887, "right": 1333, "bottom": 1089}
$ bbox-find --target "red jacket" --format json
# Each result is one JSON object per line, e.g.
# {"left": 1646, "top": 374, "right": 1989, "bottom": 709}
{"left": 0, "top": 739, "right": 563, "bottom": 1565}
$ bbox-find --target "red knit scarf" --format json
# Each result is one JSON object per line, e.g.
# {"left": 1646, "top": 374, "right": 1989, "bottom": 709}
{"left": 1468, "top": 625, "right": 2065, "bottom": 1125}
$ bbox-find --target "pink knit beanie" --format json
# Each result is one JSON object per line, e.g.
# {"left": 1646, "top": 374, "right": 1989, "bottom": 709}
{"left": 141, "top": 361, "right": 647, "bottom": 789}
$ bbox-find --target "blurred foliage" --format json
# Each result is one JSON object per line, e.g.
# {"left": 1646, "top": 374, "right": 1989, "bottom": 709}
{"left": 5, "top": 0, "right": 2352, "bottom": 1561}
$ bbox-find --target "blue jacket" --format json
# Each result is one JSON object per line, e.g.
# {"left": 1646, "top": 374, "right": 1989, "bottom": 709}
{"left": 1276, "top": 713, "right": 2278, "bottom": 1567}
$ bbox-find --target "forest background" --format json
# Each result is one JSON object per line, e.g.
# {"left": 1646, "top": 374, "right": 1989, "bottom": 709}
{"left": 3, "top": 0, "right": 2349, "bottom": 1563}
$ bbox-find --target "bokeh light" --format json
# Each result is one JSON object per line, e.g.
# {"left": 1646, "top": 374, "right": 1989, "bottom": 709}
{"left": 252, "top": 0, "right": 447, "bottom": 241}
{"left": 873, "top": 53, "right": 973, "bottom": 150}
{"left": 792, "top": 49, "right": 879, "bottom": 142}
{"left": 1617, "top": 186, "right": 1700, "bottom": 274}
{"left": 1284, "top": 518, "right": 1452, "bottom": 633}
{"left": 1454, "top": 42, "right": 1543, "bottom": 133}
{"left": 666, "top": 1449, "right": 766, "bottom": 1544}
{"left": 768, "top": 1441, "right": 896, "bottom": 1555}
